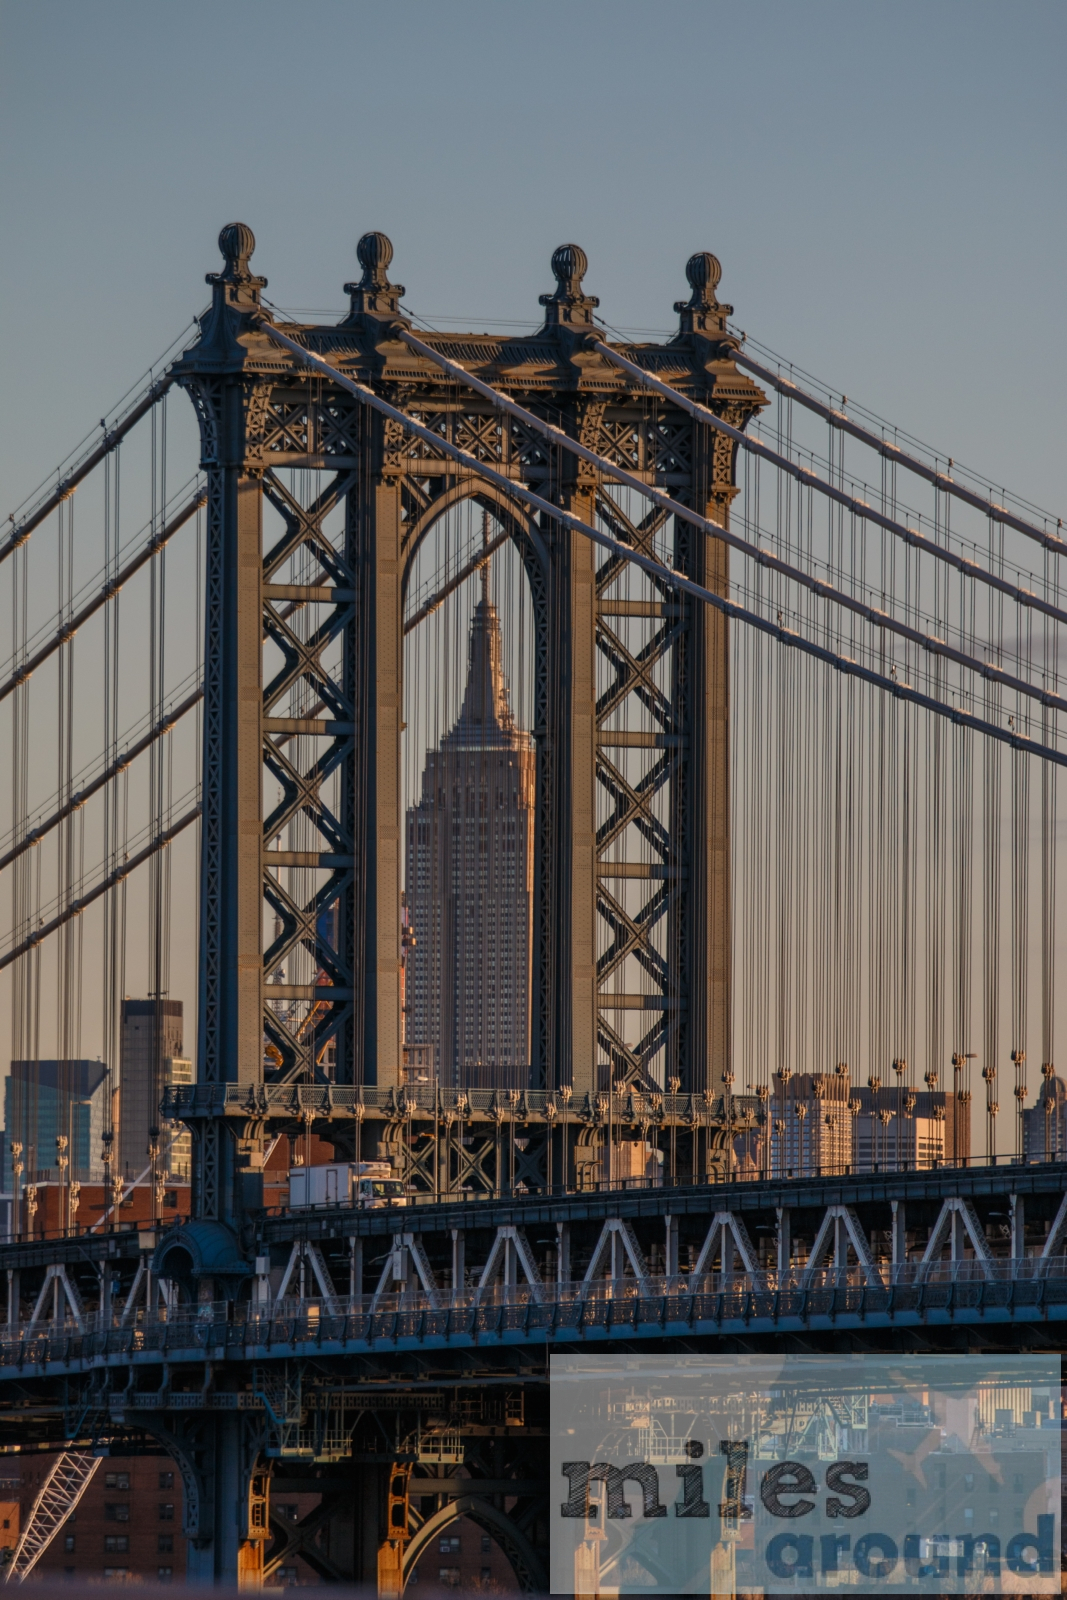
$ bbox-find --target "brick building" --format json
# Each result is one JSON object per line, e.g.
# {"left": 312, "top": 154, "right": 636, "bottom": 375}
{"left": 7, "top": 1180, "right": 191, "bottom": 1240}
{"left": 19, "top": 1459, "right": 328, "bottom": 1585}
{"left": 408, "top": 1513, "right": 515, "bottom": 1589}
{"left": 21, "top": 1455, "right": 185, "bottom": 1583}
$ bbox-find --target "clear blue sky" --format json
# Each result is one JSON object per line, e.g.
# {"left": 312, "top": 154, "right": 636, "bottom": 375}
{"left": 1, "top": 0, "right": 1065, "bottom": 517}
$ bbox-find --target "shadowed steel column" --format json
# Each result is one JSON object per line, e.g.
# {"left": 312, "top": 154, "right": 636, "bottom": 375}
{"left": 351, "top": 454, "right": 404, "bottom": 1089}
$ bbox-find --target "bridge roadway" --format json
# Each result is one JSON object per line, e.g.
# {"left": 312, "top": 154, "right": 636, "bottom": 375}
{"left": 2, "top": 1161, "right": 1067, "bottom": 1383}
{"left": 2, "top": 1162, "right": 1067, "bottom": 1586}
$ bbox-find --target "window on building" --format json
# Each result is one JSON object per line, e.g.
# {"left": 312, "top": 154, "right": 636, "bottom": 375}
{"left": 439, "top": 1536, "right": 460, "bottom": 1555}
{"left": 163, "top": 1192, "right": 178, "bottom": 1208}
{"left": 104, "top": 1536, "right": 129, "bottom": 1554}
{"left": 158, "top": 1535, "right": 174, "bottom": 1554}
{"left": 105, "top": 1474, "right": 130, "bottom": 1491}
{"left": 104, "top": 1504, "right": 130, "bottom": 1523}
{"left": 158, "top": 1504, "right": 175, "bottom": 1522}
{"left": 276, "top": 1567, "right": 299, "bottom": 1586}
{"left": 274, "top": 1503, "right": 299, "bottom": 1523}
{"left": 158, "top": 1568, "right": 173, "bottom": 1582}
{"left": 481, "top": 1568, "right": 492, "bottom": 1583}
{"left": 102, "top": 1567, "right": 129, "bottom": 1580}
{"left": 64, "top": 1535, "right": 75, "bottom": 1553}
{"left": 438, "top": 1569, "right": 460, "bottom": 1587}
{"left": 481, "top": 1536, "right": 492, "bottom": 1554}
{"left": 159, "top": 1472, "right": 174, "bottom": 1490}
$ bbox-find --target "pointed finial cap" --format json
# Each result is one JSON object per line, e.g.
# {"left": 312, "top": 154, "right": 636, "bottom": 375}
{"left": 540, "top": 242, "right": 599, "bottom": 329}
{"left": 685, "top": 252, "right": 722, "bottom": 304}
{"left": 674, "top": 250, "right": 732, "bottom": 334}
{"left": 551, "top": 244, "right": 589, "bottom": 297}
{"left": 218, "top": 222, "right": 256, "bottom": 273}
{"left": 356, "top": 231, "right": 395, "bottom": 286}
{"left": 344, "top": 231, "right": 405, "bottom": 320}
{"left": 205, "top": 220, "right": 266, "bottom": 304}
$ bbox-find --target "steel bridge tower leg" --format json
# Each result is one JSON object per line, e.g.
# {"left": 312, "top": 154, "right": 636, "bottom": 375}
{"left": 538, "top": 491, "right": 599, "bottom": 1095}
{"left": 672, "top": 424, "right": 736, "bottom": 1096}
{"left": 173, "top": 228, "right": 276, "bottom": 1226}
{"left": 350, "top": 461, "right": 404, "bottom": 1090}
{"left": 145, "top": 1412, "right": 267, "bottom": 1587}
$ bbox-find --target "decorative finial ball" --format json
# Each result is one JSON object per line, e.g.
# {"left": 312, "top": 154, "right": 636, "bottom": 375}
{"left": 686, "top": 251, "right": 722, "bottom": 298}
{"left": 357, "top": 231, "right": 394, "bottom": 276}
{"left": 551, "top": 243, "right": 588, "bottom": 291}
{"left": 219, "top": 223, "right": 256, "bottom": 265}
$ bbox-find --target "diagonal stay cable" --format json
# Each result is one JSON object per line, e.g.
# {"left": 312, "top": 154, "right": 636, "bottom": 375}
{"left": 0, "top": 803, "right": 201, "bottom": 975}
{"left": 0, "top": 487, "right": 205, "bottom": 705}
{"left": 399, "top": 328, "right": 1067, "bottom": 716}
{"left": 1, "top": 375, "right": 175, "bottom": 569}
{"left": 733, "top": 347, "right": 1064, "bottom": 553}
{"left": 3, "top": 317, "right": 202, "bottom": 566}
{"left": 590, "top": 340, "right": 1067, "bottom": 625}
{"left": 258, "top": 318, "right": 1067, "bottom": 770}
{"left": 0, "top": 686, "right": 203, "bottom": 875}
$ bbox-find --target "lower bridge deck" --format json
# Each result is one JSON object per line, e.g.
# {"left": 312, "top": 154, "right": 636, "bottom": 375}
{"left": 3, "top": 1260, "right": 1067, "bottom": 1385}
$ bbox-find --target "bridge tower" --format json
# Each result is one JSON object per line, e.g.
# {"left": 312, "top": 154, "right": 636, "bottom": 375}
{"left": 172, "top": 226, "right": 763, "bottom": 1234}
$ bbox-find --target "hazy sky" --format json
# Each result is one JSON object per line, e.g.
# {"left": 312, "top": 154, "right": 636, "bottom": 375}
{"left": 1, "top": 0, "right": 1065, "bottom": 519}
{"left": 0, "top": 2, "right": 1065, "bottom": 1112}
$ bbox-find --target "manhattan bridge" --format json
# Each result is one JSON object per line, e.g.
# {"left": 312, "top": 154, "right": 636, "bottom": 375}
{"left": 0, "top": 226, "right": 1064, "bottom": 1587}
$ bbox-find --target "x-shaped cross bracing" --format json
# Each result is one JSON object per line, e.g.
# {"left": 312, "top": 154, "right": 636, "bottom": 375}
{"left": 262, "top": 472, "right": 356, "bottom": 589}
{"left": 595, "top": 881, "right": 673, "bottom": 992}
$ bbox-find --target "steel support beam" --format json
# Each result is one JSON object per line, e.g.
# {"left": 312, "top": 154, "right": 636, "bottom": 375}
{"left": 351, "top": 464, "right": 404, "bottom": 1089}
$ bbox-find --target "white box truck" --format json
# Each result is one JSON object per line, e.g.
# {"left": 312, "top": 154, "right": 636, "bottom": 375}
{"left": 288, "top": 1161, "right": 406, "bottom": 1210}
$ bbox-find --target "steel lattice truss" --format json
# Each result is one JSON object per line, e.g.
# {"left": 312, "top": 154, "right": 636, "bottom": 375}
{"left": 594, "top": 497, "right": 680, "bottom": 1086}
{"left": 260, "top": 457, "right": 359, "bottom": 1084}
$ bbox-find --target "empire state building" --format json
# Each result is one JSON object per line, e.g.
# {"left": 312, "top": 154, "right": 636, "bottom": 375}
{"left": 405, "top": 573, "right": 535, "bottom": 1089}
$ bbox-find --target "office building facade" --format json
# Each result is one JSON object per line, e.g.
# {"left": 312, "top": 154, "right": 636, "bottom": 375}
{"left": 851, "top": 1085, "right": 968, "bottom": 1171}
{"left": 3, "top": 1060, "right": 107, "bottom": 1185}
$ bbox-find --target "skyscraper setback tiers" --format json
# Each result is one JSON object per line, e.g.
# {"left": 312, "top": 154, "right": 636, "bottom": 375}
{"left": 406, "top": 577, "right": 535, "bottom": 1089}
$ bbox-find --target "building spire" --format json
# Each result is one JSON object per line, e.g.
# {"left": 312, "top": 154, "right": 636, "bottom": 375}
{"left": 442, "top": 561, "right": 520, "bottom": 750}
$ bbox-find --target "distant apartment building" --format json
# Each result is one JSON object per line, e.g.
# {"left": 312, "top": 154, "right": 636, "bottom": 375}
{"left": 768, "top": 1072, "right": 854, "bottom": 1178}
{"left": 851, "top": 1085, "right": 968, "bottom": 1171}
{"left": 3, "top": 1060, "right": 107, "bottom": 1186}
{"left": 118, "top": 1000, "right": 184, "bottom": 1180}
{"left": 21, "top": 1454, "right": 186, "bottom": 1583}
{"left": 405, "top": 580, "right": 535, "bottom": 1090}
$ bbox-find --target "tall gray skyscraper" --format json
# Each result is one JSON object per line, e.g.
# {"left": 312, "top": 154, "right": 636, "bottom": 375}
{"left": 119, "top": 1000, "right": 184, "bottom": 1179}
{"left": 405, "top": 580, "right": 535, "bottom": 1088}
